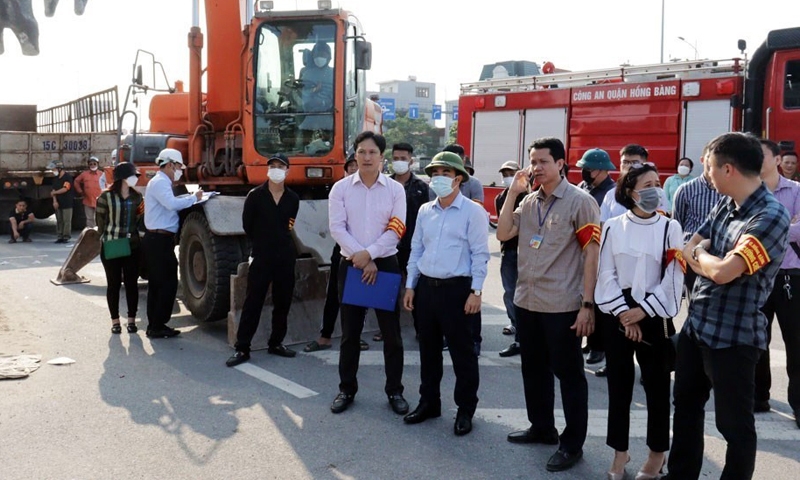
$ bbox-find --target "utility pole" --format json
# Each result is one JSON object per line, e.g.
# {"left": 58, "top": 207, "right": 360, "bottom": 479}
{"left": 660, "top": 0, "right": 665, "bottom": 63}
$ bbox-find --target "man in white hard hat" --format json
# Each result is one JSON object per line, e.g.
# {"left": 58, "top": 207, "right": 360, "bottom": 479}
{"left": 143, "top": 148, "right": 202, "bottom": 338}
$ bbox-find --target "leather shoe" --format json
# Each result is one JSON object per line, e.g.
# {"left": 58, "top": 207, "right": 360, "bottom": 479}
{"left": 507, "top": 427, "right": 559, "bottom": 445}
{"left": 145, "top": 327, "right": 180, "bottom": 338}
{"left": 268, "top": 344, "right": 297, "bottom": 358}
{"left": 595, "top": 365, "right": 608, "bottom": 377}
{"left": 226, "top": 351, "right": 250, "bottom": 367}
{"left": 403, "top": 402, "right": 441, "bottom": 424}
{"left": 330, "top": 392, "right": 354, "bottom": 414}
{"left": 388, "top": 394, "right": 409, "bottom": 415}
{"left": 499, "top": 342, "right": 520, "bottom": 357}
{"left": 546, "top": 449, "right": 583, "bottom": 472}
{"left": 454, "top": 410, "right": 473, "bottom": 436}
{"left": 754, "top": 400, "right": 771, "bottom": 413}
{"left": 586, "top": 350, "right": 605, "bottom": 364}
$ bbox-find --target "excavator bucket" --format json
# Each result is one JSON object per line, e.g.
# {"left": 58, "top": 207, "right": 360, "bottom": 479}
{"left": 50, "top": 228, "right": 101, "bottom": 285}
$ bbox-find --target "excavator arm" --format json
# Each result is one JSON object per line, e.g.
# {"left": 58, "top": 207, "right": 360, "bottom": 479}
{"left": 0, "top": 0, "right": 88, "bottom": 55}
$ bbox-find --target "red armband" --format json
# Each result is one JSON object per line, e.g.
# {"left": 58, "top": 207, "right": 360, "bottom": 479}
{"left": 733, "top": 234, "right": 771, "bottom": 275}
{"left": 575, "top": 223, "right": 601, "bottom": 249}
{"left": 665, "top": 248, "right": 687, "bottom": 274}
{"left": 386, "top": 216, "right": 406, "bottom": 238}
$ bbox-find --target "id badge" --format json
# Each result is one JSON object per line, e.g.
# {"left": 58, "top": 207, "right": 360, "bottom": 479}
{"left": 529, "top": 234, "right": 543, "bottom": 249}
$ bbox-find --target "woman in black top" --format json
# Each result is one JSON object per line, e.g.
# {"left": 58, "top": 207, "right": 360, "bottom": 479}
{"left": 95, "top": 163, "right": 143, "bottom": 334}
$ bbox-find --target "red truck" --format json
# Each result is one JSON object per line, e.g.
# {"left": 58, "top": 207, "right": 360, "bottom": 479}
{"left": 457, "top": 27, "right": 800, "bottom": 222}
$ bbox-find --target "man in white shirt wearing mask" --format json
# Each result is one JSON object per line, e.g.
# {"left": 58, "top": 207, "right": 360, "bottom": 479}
{"left": 143, "top": 148, "right": 202, "bottom": 338}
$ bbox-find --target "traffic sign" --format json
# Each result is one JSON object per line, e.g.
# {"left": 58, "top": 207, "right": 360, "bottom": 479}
{"left": 408, "top": 103, "right": 419, "bottom": 119}
{"left": 452, "top": 106, "right": 459, "bottom": 121}
{"left": 432, "top": 104, "right": 442, "bottom": 120}
{"left": 378, "top": 98, "right": 396, "bottom": 120}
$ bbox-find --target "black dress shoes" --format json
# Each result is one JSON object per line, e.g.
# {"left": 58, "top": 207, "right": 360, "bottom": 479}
{"left": 388, "top": 394, "right": 409, "bottom": 415}
{"left": 454, "top": 410, "right": 473, "bottom": 436}
{"left": 595, "top": 365, "right": 608, "bottom": 377}
{"left": 226, "top": 351, "right": 250, "bottom": 367}
{"left": 586, "top": 350, "right": 605, "bottom": 364}
{"left": 754, "top": 400, "right": 771, "bottom": 413}
{"left": 546, "top": 449, "right": 583, "bottom": 472}
{"left": 330, "top": 392, "right": 354, "bottom": 414}
{"left": 145, "top": 326, "right": 181, "bottom": 338}
{"left": 268, "top": 344, "right": 297, "bottom": 358}
{"left": 403, "top": 402, "right": 441, "bottom": 424}
{"left": 499, "top": 342, "right": 520, "bottom": 357}
{"left": 507, "top": 426, "right": 559, "bottom": 445}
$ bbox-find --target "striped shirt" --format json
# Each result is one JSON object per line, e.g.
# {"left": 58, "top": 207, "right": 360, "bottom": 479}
{"left": 95, "top": 189, "right": 144, "bottom": 247}
{"left": 672, "top": 175, "right": 722, "bottom": 243}
{"left": 686, "top": 184, "right": 790, "bottom": 350}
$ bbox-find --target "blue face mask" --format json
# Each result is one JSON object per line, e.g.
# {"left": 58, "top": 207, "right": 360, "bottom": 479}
{"left": 430, "top": 175, "right": 456, "bottom": 198}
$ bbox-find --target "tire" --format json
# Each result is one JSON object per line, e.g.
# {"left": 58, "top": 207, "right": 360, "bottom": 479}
{"left": 31, "top": 199, "right": 55, "bottom": 219}
{"left": 489, "top": 220, "right": 498, "bottom": 229}
{"left": 0, "top": 200, "right": 14, "bottom": 235}
{"left": 179, "top": 212, "right": 243, "bottom": 322}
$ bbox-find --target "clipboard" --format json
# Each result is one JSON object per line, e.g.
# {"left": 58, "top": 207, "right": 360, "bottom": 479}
{"left": 341, "top": 266, "right": 402, "bottom": 311}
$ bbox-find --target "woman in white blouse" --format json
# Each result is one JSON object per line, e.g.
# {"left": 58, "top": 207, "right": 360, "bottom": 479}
{"left": 595, "top": 164, "right": 685, "bottom": 480}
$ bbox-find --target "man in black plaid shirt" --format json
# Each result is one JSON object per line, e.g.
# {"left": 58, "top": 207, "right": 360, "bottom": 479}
{"left": 664, "top": 133, "right": 790, "bottom": 480}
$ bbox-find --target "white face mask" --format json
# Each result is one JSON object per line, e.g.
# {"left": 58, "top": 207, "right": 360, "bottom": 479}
{"left": 677, "top": 165, "right": 691, "bottom": 176}
{"left": 314, "top": 57, "right": 327, "bottom": 68}
{"left": 430, "top": 175, "right": 456, "bottom": 198}
{"left": 268, "top": 167, "right": 287, "bottom": 183}
{"left": 392, "top": 161, "right": 410, "bottom": 175}
{"left": 125, "top": 176, "right": 138, "bottom": 187}
{"left": 90, "top": 165, "right": 98, "bottom": 172}
{"left": 501, "top": 176, "right": 514, "bottom": 188}
{"left": 173, "top": 168, "right": 183, "bottom": 182}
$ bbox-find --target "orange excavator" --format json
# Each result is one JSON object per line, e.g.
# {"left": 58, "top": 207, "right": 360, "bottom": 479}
{"left": 60, "top": 1, "right": 382, "bottom": 328}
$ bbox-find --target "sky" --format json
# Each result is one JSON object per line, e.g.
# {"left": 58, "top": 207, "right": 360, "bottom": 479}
{"left": 1, "top": 0, "right": 798, "bottom": 129}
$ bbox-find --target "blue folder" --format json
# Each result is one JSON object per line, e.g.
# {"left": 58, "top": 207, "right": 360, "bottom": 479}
{"left": 341, "top": 266, "right": 402, "bottom": 311}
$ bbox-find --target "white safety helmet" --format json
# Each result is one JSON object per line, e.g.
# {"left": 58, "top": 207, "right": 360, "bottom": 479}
{"left": 155, "top": 148, "right": 185, "bottom": 168}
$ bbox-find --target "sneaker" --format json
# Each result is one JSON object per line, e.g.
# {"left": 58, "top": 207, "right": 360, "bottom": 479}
{"left": 145, "top": 326, "right": 181, "bottom": 338}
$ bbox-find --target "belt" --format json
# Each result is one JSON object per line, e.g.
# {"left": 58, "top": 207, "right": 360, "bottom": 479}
{"left": 420, "top": 275, "right": 471, "bottom": 287}
{"left": 146, "top": 229, "right": 175, "bottom": 235}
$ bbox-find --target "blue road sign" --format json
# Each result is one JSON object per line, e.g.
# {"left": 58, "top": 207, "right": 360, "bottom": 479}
{"left": 452, "top": 106, "right": 459, "bottom": 121}
{"left": 408, "top": 103, "right": 419, "bottom": 119}
{"left": 432, "top": 104, "right": 442, "bottom": 120}
{"left": 378, "top": 98, "right": 396, "bottom": 120}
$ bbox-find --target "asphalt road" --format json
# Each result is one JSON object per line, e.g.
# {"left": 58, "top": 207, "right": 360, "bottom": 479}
{"left": 1, "top": 217, "right": 798, "bottom": 479}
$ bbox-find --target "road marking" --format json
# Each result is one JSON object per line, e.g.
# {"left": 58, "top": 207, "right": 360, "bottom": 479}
{"left": 234, "top": 363, "right": 318, "bottom": 399}
{"left": 474, "top": 408, "right": 800, "bottom": 441}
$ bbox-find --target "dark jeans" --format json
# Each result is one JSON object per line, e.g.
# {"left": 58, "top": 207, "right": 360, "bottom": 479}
{"left": 235, "top": 256, "right": 296, "bottom": 353}
{"left": 668, "top": 332, "right": 761, "bottom": 480}
{"left": 397, "top": 247, "right": 419, "bottom": 333}
{"left": 500, "top": 249, "right": 519, "bottom": 342}
{"left": 337, "top": 256, "right": 404, "bottom": 396}
{"left": 603, "top": 315, "right": 671, "bottom": 452}
{"left": 516, "top": 306, "right": 588, "bottom": 453}
{"left": 320, "top": 244, "right": 342, "bottom": 339}
{"left": 143, "top": 232, "right": 178, "bottom": 330}
{"left": 100, "top": 247, "right": 140, "bottom": 320}
{"left": 756, "top": 272, "right": 800, "bottom": 412}
{"left": 11, "top": 222, "right": 33, "bottom": 240}
{"left": 416, "top": 275, "right": 479, "bottom": 414}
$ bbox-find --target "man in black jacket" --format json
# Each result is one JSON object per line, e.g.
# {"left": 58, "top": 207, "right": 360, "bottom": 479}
{"left": 227, "top": 153, "right": 300, "bottom": 367}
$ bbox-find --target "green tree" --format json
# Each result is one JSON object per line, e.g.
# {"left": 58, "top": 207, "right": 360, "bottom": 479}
{"left": 448, "top": 122, "right": 458, "bottom": 144}
{"left": 382, "top": 111, "right": 440, "bottom": 160}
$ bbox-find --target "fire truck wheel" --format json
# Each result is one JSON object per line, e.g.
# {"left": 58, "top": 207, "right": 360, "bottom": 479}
{"left": 179, "top": 212, "right": 242, "bottom": 322}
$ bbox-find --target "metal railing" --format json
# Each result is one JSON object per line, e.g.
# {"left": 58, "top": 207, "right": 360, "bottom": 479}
{"left": 37, "top": 87, "right": 120, "bottom": 133}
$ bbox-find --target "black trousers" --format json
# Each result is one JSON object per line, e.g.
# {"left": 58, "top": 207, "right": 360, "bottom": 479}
{"left": 603, "top": 315, "right": 671, "bottom": 452}
{"left": 668, "top": 332, "right": 761, "bottom": 480}
{"left": 320, "top": 244, "right": 342, "bottom": 339}
{"left": 416, "top": 275, "right": 479, "bottom": 414}
{"left": 337, "top": 256, "right": 404, "bottom": 396}
{"left": 396, "top": 247, "right": 419, "bottom": 333}
{"left": 143, "top": 232, "right": 178, "bottom": 330}
{"left": 587, "top": 305, "right": 610, "bottom": 352}
{"left": 235, "top": 256, "right": 296, "bottom": 352}
{"left": 756, "top": 272, "right": 800, "bottom": 412}
{"left": 516, "top": 306, "right": 588, "bottom": 454}
{"left": 100, "top": 247, "right": 140, "bottom": 320}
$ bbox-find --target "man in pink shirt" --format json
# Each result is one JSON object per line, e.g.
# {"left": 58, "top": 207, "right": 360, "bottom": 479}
{"left": 328, "top": 131, "right": 408, "bottom": 416}
{"left": 74, "top": 156, "right": 104, "bottom": 228}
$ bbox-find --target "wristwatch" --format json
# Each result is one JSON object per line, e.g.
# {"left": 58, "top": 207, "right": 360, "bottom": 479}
{"left": 691, "top": 243, "right": 706, "bottom": 261}
{"left": 581, "top": 301, "right": 594, "bottom": 309}
{"left": 471, "top": 289, "right": 482, "bottom": 296}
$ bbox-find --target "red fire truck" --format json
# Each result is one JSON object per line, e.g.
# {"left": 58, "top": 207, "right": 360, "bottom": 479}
{"left": 457, "top": 27, "right": 800, "bottom": 221}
